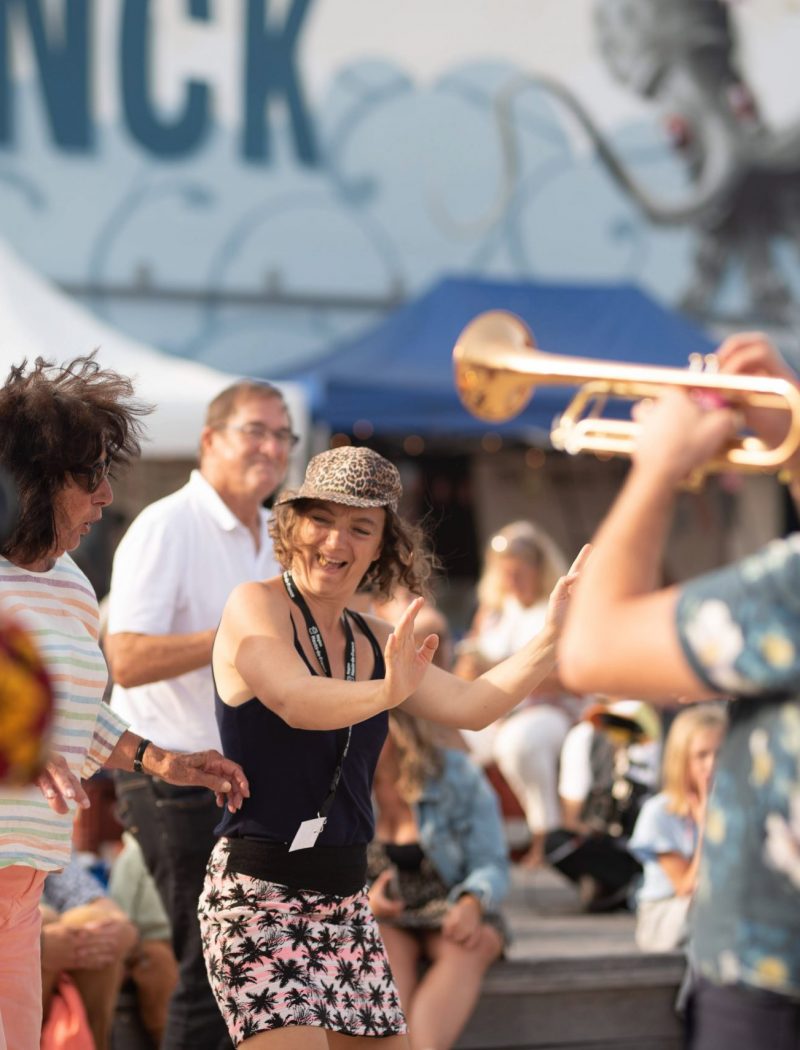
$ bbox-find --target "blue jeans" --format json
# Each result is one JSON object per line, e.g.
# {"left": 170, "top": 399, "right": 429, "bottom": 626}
{"left": 114, "top": 771, "right": 232, "bottom": 1050}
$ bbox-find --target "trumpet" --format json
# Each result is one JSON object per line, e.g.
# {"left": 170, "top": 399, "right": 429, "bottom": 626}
{"left": 453, "top": 310, "right": 800, "bottom": 474}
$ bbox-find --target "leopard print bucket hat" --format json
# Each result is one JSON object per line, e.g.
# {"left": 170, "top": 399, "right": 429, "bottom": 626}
{"left": 275, "top": 446, "right": 402, "bottom": 512}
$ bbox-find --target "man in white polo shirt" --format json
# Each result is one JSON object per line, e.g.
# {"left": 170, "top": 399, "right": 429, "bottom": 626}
{"left": 106, "top": 380, "right": 295, "bottom": 1050}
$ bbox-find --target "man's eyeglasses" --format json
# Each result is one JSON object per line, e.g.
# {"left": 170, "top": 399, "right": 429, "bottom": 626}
{"left": 70, "top": 458, "right": 113, "bottom": 493}
{"left": 222, "top": 423, "right": 300, "bottom": 449}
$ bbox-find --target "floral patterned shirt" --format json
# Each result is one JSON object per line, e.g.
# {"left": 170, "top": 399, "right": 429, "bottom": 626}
{"left": 676, "top": 535, "right": 800, "bottom": 999}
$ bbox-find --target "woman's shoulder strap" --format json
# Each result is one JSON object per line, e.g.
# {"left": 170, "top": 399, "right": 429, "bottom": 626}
{"left": 346, "top": 608, "right": 384, "bottom": 662}
{"left": 289, "top": 608, "right": 318, "bottom": 676}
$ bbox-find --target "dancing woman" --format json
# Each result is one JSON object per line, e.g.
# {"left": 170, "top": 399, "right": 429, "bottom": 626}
{"left": 200, "top": 445, "right": 587, "bottom": 1049}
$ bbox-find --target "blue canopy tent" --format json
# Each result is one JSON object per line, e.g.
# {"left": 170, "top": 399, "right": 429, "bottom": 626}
{"left": 278, "top": 277, "right": 716, "bottom": 438}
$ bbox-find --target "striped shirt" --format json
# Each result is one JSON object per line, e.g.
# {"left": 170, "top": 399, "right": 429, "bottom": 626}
{"left": 0, "top": 554, "right": 128, "bottom": 871}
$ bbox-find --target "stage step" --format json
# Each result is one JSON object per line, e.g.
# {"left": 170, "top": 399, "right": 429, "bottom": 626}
{"left": 456, "top": 953, "right": 684, "bottom": 1049}
{"left": 454, "top": 867, "right": 685, "bottom": 1050}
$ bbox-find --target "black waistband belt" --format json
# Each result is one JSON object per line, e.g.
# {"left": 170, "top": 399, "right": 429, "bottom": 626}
{"left": 224, "top": 836, "right": 367, "bottom": 897}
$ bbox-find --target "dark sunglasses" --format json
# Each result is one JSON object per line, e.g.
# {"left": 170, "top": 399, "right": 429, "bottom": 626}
{"left": 70, "top": 458, "right": 113, "bottom": 493}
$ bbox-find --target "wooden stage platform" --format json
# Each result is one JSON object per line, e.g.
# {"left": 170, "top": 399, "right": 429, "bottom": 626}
{"left": 455, "top": 866, "right": 686, "bottom": 1050}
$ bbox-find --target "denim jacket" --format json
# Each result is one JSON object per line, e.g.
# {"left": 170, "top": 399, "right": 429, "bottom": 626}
{"left": 413, "top": 748, "right": 510, "bottom": 914}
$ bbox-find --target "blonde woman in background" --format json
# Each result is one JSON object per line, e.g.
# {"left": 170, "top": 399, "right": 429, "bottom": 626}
{"left": 629, "top": 704, "right": 728, "bottom": 952}
{"left": 455, "top": 521, "right": 581, "bottom": 865}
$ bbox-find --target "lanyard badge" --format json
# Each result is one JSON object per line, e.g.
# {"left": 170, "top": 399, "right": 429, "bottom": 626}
{"left": 283, "top": 572, "right": 354, "bottom": 852}
{"left": 289, "top": 816, "right": 328, "bottom": 852}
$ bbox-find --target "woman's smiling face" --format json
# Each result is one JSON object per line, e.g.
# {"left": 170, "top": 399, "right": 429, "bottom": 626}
{"left": 293, "top": 500, "right": 385, "bottom": 595}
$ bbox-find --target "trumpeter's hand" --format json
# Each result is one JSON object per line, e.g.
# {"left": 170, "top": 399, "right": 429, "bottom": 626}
{"left": 631, "top": 390, "right": 738, "bottom": 487}
{"left": 717, "top": 331, "right": 800, "bottom": 476}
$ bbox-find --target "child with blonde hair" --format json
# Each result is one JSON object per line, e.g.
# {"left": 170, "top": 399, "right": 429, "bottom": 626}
{"left": 629, "top": 704, "right": 728, "bottom": 952}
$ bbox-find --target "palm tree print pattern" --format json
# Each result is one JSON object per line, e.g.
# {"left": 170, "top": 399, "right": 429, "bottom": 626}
{"left": 198, "top": 840, "right": 407, "bottom": 1042}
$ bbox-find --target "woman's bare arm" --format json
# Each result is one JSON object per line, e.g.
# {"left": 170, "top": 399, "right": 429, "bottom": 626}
{"left": 404, "top": 548, "right": 590, "bottom": 729}
{"left": 215, "top": 581, "right": 437, "bottom": 730}
{"left": 403, "top": 621, "right": 560, "bottom": 729}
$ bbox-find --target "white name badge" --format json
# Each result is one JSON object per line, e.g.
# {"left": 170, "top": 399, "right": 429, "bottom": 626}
{"left": 288, "top": 816, "right": 327, "bottom": 852}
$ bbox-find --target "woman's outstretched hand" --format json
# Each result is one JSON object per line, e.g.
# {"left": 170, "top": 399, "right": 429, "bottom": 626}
{"left": 546, "top": 544, "right": 592, "bottom": 631}
{"left": 383, "top": 596, "right": 439, "bottom": 708}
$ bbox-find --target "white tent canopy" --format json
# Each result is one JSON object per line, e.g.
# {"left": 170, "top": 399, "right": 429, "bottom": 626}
{"left": 0, "top": 241, "right": 308, "bottom": 459}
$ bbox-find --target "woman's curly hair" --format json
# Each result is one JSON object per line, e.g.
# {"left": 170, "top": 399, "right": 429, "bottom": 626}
{"left": 270, "top": 498, "right": 438, "bottom": 600}
{"left": 0, "top": 354, "right": 149, "bottom": 564}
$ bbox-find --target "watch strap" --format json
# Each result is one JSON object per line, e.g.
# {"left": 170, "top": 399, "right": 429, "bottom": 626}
{"left": 133, "top": 738, "right": 151, "bottom": 774}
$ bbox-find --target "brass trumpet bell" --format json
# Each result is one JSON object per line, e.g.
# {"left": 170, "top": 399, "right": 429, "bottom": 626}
{"left": 453, "top": 310, "right": 800, "bottom": 473}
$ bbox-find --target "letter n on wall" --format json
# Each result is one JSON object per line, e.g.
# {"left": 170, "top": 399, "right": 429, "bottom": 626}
{"left": 0, "top": 0, "right": 92, "bottom": 150}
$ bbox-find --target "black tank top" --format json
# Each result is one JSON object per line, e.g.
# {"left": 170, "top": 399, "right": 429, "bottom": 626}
{"left": 214, "top": 609, "right": 388, "bottom": 847}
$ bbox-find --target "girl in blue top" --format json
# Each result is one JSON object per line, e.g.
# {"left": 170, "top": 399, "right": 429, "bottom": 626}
{"left": 630, "top": 704, "right": 727, "bottom": 952}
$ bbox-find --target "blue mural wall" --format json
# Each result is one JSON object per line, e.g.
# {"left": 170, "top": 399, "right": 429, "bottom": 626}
{"left": 1, "top": 0, "right": 799, "bottom": 378}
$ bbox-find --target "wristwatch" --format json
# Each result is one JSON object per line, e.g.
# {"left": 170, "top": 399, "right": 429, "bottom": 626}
{"left": 133, "top": 738, "right": 151, "bottom": 774}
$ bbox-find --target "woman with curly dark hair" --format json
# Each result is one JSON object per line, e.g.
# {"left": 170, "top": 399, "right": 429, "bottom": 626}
{"left": 201, "top": 444, "right": 589, "bottom": 1049}
{"left": 0, "top": 355, "right": 249, "bottom": 1050}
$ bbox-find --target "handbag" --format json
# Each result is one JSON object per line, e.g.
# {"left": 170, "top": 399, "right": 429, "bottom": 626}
{"left": 40, "top": 974, "right": 95, "bottom": 1050}
{"left": 367, "top": 840, "right": 450, "bottom": 928}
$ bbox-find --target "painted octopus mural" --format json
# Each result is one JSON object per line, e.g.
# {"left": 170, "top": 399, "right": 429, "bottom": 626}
{"left": 496, "top": 0, "right": 800, "bottom": 324}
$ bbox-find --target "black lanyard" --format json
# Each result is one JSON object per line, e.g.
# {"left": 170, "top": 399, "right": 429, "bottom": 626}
{"left": 282, "top": 571, "right": 353, "bottom": 819}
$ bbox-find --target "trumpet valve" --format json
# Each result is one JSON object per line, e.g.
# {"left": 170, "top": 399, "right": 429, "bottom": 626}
{"left": 688, "top": 352, "right": 720, "bottom": 373}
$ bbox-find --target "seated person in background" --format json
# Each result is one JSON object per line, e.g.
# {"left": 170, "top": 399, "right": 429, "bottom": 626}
{"left": 40, "top": 856, "right": 138, "bottom": 1050}
{"left": 545, "top": 699, "right": 661, "bottom": 912}
{"left": 629, "top": 703, "right": 727, "bottom": 953}
{"left": 454, "top": 521, "right": 582, "bottom": 866}
{"left": 108, "top": 832, "right": 179, "bottom": 1049}
{"left": 369, "top": 708, "right": 509, "bottom": 1050}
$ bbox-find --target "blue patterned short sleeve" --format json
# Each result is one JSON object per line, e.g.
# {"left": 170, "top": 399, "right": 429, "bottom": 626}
{"left": 42, "top": 855, "right": 105, "bottom": 913}
{"left": 676, "top": 535, "right": 800, "bottom": 696}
